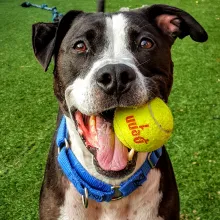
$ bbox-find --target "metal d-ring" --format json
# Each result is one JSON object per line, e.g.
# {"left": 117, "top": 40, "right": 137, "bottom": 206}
{"left": 64, "top": 138, "right": 70, "bottom": 149}
{"left": 58, "top": 138, "right": 69, "bottom": 155}
{"left": 111, "top": 185, "right": 123, "bottom": 201}
{"left": 82, "top": 187, "right": 89, "bottom": 208}
{"left": 147, "top": 152, "right": 155, "bottom": 168}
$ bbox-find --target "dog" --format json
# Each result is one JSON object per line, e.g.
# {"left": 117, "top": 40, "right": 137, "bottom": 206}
{"left": 32, "top": 2, "right": 207, "bottom": 219}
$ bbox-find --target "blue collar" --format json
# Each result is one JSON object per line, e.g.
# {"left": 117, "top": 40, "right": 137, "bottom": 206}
{"left": 56, "top": 116, "right": 162, "bottom": 204}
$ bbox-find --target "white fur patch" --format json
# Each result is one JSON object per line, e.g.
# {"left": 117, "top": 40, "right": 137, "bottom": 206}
{"left": 104, "top": 14, "right": 134, "bottom": 62}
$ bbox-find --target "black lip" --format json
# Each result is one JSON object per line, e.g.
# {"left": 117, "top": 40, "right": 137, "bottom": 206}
{"left": 99, "top": 108, "right": 116, "bottom": 122}
{"left": 70, "top": 108, "right": 78, "bottom": 127}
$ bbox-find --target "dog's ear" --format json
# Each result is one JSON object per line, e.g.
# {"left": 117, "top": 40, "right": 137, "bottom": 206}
{"left": 32, "top": 10, "right": 83, "bottom": 71}
{"left": 141, "top": 4, "right": 208, "bottom": 43}
{"left": 32, "top": 22, "right": 58, "bottom": 71}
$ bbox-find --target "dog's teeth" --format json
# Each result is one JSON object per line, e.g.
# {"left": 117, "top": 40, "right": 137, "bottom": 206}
{"left": 128, "top": 148, "right": 135, "bottom": 161}
{"left": 89, "top": 116, "right": 96, "bottom": 132}
{"left": 89, "top": 115, "right": 96, "bottom": 126}
{"left": 89, "top": 116, "right": 97, "bottom": 138}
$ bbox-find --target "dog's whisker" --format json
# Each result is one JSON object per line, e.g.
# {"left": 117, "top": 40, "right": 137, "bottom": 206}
{"left": 137, "top": 59, "right": 150, "bottom": 67}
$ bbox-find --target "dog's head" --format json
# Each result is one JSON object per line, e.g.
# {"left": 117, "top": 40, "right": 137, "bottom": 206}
{"left": 32, "top": 4, "right": 207, "bottom": 178}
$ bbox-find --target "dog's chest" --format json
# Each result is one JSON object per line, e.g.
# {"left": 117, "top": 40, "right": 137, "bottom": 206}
{"left": 58, "top": 169, "right": 163, "bottom": 220}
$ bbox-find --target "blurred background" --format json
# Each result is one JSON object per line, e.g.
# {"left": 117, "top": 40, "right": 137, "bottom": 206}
{"left": 0, "top": 0, "right": 219, "bottom": 219}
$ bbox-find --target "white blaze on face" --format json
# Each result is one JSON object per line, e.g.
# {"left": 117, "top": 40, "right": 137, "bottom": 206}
{"left": 104, "top": 14, "right": 134, "bottom": 62}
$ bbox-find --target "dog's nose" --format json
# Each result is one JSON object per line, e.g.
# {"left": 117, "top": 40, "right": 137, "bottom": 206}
{"left": 96, "top": 64, "right": 136, "bottom": 95}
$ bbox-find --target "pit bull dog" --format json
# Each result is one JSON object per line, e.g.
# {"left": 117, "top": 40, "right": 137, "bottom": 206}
{"left": 32, "top": 2, "right": 207, "bottom": 219}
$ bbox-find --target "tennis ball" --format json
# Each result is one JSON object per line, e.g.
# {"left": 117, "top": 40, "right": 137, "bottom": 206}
{"left": 113, "top": 98, "right": 173, "bottom": 152}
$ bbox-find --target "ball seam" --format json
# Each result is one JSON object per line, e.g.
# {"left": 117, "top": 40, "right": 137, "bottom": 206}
{"left": 147, "top": 101, "right": 172, "bottom": 134}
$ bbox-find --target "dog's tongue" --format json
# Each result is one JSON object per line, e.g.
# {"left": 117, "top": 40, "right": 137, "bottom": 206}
{"left": 95, "top": 116, "right": 128, "bottom": 171}
{"left": 75, "top": 112, "right": 128, "bottom": 171}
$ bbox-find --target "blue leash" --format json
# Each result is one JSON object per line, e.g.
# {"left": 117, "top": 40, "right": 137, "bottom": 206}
{"left": 56, "top": 116, "right": 162, "bottom": 204}
{"left": 21, "top": 2, "right": 63, "bottom": 22}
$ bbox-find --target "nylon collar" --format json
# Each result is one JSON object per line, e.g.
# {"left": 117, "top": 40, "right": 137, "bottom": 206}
{"left": 56, "top": 116, "right": 162, "bottom": 203}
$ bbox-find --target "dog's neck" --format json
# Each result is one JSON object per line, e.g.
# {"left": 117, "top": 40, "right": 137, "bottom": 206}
{"left": 65, "top": 116, "right": 148, "bottom": 185}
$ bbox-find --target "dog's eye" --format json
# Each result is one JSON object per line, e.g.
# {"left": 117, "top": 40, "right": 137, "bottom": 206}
{"left": 140, "top": 38, "right": 153, "bottom": 49}
{"left": 73, "top": 41, "right": 87, "bottom": 53}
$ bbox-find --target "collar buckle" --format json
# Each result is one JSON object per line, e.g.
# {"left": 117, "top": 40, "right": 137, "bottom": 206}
{"left": 111, "top": 185, "right": 123, "bottom": 201}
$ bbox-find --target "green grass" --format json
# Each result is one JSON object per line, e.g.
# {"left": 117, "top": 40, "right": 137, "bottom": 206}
{"left": 0, "top": 0, "right": 219, "bottom": 219}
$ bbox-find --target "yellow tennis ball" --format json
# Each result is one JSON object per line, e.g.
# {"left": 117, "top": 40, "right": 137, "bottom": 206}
{"left": 113, "top": 98, "right": 173, "bottom": 152}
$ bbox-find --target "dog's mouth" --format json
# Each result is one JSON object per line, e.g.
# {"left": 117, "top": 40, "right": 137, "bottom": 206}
{"left": 74, "top": 109, "right": 137, "bottom": 178}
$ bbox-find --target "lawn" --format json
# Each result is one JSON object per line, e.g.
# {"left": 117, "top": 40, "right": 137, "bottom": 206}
{"left": 0, "top": 0, "right": 219, "bottom": 219}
